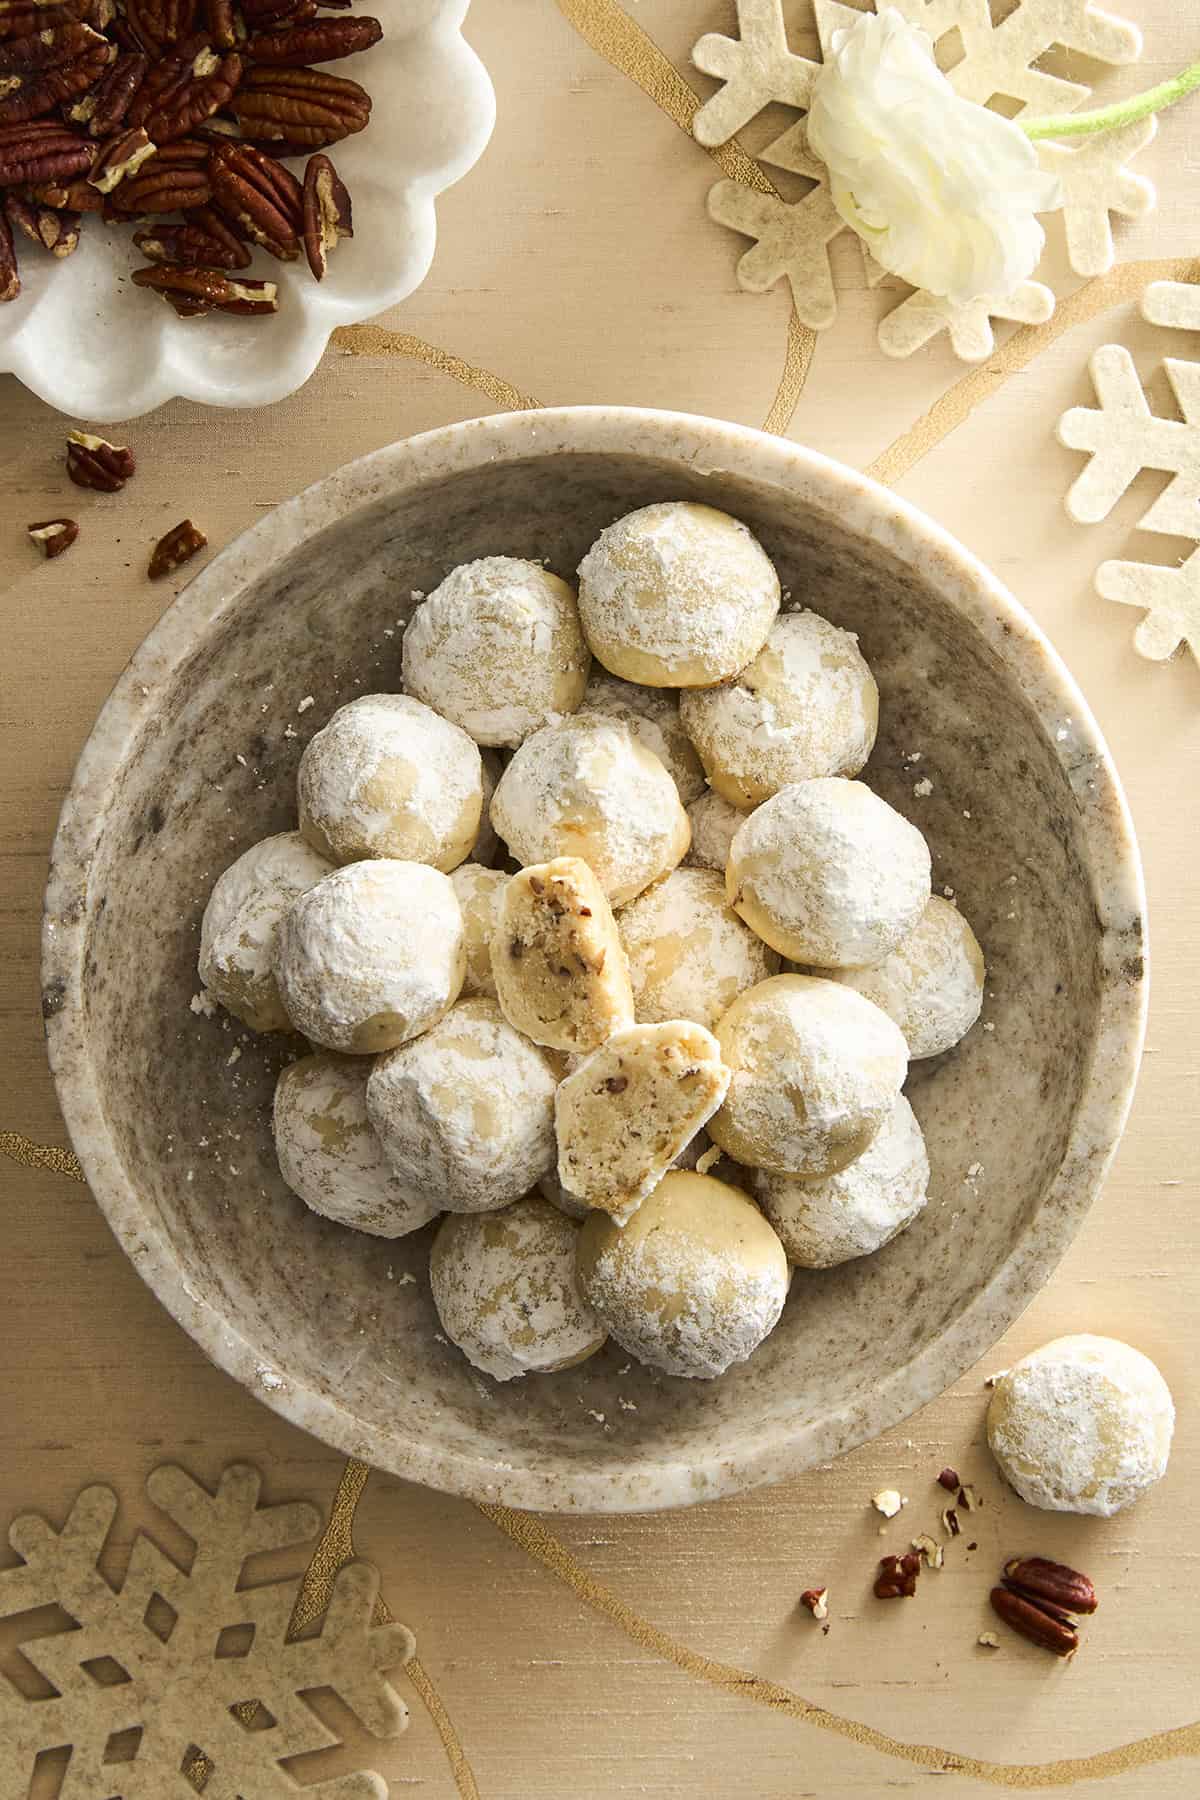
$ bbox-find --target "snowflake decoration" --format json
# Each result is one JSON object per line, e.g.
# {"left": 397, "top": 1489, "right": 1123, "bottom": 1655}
{"left": 0, "top": 1462, "right": 415, "bottom": 1796}
{"left": 1058, "top": 280, "right": 1200, "bottom": 665}
{"left": 691, "top": 0, "right": 1151, "bottom": 361}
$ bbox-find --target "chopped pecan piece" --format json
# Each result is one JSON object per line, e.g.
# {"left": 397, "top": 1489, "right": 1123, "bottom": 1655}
{"left": 936, "top": 1467, "right": 960, "bottom": 1492}
{"left": 232, "top": 63, "right": 368, "bottom": 149}
{"left": 128, "top": 42, "right": 240, "bottom": 142}
{"left": 28, "top": 174, "right": 102, "bottom": 208}
{"left": 86, "top": 122, "right": 154, "bottom": 191}
{"left": 244, "top": 16, "right": 380, "bottom": 64}
{"left": 301, "top": 149, "right": 348, "bottom": 279}
{"left": 874, "top": 1551, "right": 921, "bottom": 1599}
{"left": 133, "top": 202, "right": 249, "bottom": 267}
{"left": 209, "top": 137, "right": 299, "bottom": 258}
{"left": 148, "top": 516, "right": 207, "bottom": 577}
{"left": 0, "top": 117, "right": 93, "bottom": 185}
{"left": 132, "top": 260, "right": 276, "bottom": 314}
{"left": 77, "top": 48, "right": 146, "bottom": 134}
{"left": 66, "top": 429, "right": 135, "bottom": 489}
{"left": 27, "top": 516, "right": 79, "bottom": 557}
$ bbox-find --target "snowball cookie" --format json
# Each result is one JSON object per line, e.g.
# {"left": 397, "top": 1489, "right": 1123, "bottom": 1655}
{"left": 577, "top": 1171, "right": 788, "bottom": 1379}
{"left": 431, "top": 1196, "right": 606, "bottom": 1381}
{"left": 556, "top": 1020, "right": 730, "bottom": 1222}
{"left": 540, "top": 1130, "right": 712, "bottom": 1222}
{"left": 581, "top": 670, "right": 706, "bottom": 805}
{"left": 679, "top": 611, "right": 878, "bottom": 809}
{"left": 449, "top": 863, "right": 507, "bottom": 998}
{"left": 987, "top": 1335, "right": 1175, "bottom": 1517}
{"left": 753, "top": 1094, "right": 928, "bottom": 1267}
{"left": 402, "top": 557, "right": 590, "bottom": 749}
{"left": 366, "top": 997, "right": 558, "bottom": 1213}
{"left": 832, "top": 896, "right": 985, "bottom": 1060}
{"left": 273, "top": 1053, "right": 440, "bottom": 1238}
{"left": 492, "top": 714, "right": 690, "bottom": 905}
{"left": 618, "top": 867, "right": 778, "bottom": 1032}
{"left": 728, "top": 778, "right": 931, "bottom": 966}
{"left": 686, "top": 788, "right": 744, "bottom": 874}
{"left": 298, "top": 692, "right": 482, "bottom": 871}
{"left": 577, "top": 501, "right": 780, "bottom": 688}
{"left": 492, "top": 857, "right": 634, "bottom": 1053}
{"left": 198, "top": 831, "right": 335, "bottom": 1031}
{"left": 709, "top": 974, "right": 908, "bottom": 1176}
{"left": 275, "top": 860, "right": 464, "bottom": 1054}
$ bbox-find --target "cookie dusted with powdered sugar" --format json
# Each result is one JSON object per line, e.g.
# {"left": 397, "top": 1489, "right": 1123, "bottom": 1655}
{"left": 199, "top": 831, "right": 335, "bottom": 1031}
{"left": 298, "top": 692, "right": 482, "bottom": 871}
{"left": 685, "top": 788, "right": 745, "bottom": 874}
{"left": 449, "top": 862, "right": 507, "bottom": 998}
{"left": 832, "top": 895, "right": 984, "bottom": 1059}
{"left": 492, "top": 857, "right": 634, "bottom": 1053}
{"left": 580, "top": 670, "right": 706, "bottom": 804}
{"left": 431, "top": 1196, "right": 606, "bottom": 1381}
{"left": 402, "top": 557, "right": 590, "bottom": 748}
{"left": 274, "top": 1053, "right": 441, "bottom": 1238}
{"left": 617, "top": 866, "right": 778, "bottom": 1032}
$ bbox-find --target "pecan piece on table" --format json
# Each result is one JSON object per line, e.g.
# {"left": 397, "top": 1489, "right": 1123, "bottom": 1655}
{"left": 0, "top": 118, "right": 94, "bottom": 187}
{"left": 127, "top": 43, "right": 241, "bottom": 142}
{"left": 874, "top": 1551, "right": 921, "bottom": 1600}
{"left": 1003, "top": 1558, "right": 1098, "bottom": 1617}
{"left": 0, "top": 201, "right": 17, "bottom": 299}
{"left": 66, "top": 428, "right": 135, "bottom": 490}
{"left": 208, "top": 137, "right": 300, "bottom": 258}
{"left": 232, "top": 64, "right": 369, "bottom": 150}
{"left": 301, "top": 149, "right": 348, "bottom": 280}
{"left": 989, "top": 1587, "right": 1078, "bottom": 1659}
{"left": 148, "top": 516, "right": 207, "bottom": 578}
{"left": 244, "top": 16, "right": 381, "bottom": 65}
{"left": 134, "top": 203, "right": 249, "bottom": 268}
{"left": 133, "top": 260, "right": 277, "bottom": 315}
{"left": 86, "top": 123, "right": 154, "bottom": 191}
{"left": 27, "top": 516, "right": 79, "bottom": 557}
{"left": 0, "top": 37, "right": 113, "bottom": 125}
{"left": 105, "top": 136, "right": 210, "bottom": 212}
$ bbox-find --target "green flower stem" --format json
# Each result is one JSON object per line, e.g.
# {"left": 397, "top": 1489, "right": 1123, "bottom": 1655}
{"left": 1021, "top": 58, "right": 1200, "bottom": 141}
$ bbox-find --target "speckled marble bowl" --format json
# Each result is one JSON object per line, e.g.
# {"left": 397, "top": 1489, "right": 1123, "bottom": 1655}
{"left": 43, "top": 408, "right": 1147, "bottom": 1513}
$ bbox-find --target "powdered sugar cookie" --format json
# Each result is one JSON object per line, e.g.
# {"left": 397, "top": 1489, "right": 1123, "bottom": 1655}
{"left": 577, "top": 501, "right": 780, "bottom": 687}
{"left": 449, "top": 862, "right": 507, "bottom": 998}
{"left": 617, "top": 865, "right": 778, "bottom": 1031}
{"left": 199, "top": 831, "right": 334, "bottom": 1031}
{"left": 491, "top": 857, "right": 634, "bottom": 1053}
{"left": 832, "top": 895, "right": 984, "bottom": 1059}
{"left": 581, "top": 669, "right": 706, "bottom": 804}
{"left": 686, "top": 788, "right": 745, "bottom": 873}
{"left": 402, "top": 557, "right": 589, "bottom": 748}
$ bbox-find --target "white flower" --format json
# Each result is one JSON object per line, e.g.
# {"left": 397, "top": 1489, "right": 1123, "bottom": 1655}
{"left": 807, "top": 7, "right": 1060, "bottom": 306}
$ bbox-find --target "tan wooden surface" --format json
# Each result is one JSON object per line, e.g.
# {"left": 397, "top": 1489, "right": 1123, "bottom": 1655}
{"left": 3, "top": 3, "right": 1200, "bottom": 1794}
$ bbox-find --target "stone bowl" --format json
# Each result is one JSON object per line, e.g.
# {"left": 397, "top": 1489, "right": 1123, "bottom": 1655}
{"left": 43, "top": 408, "right": 1147, "bottom": 1513}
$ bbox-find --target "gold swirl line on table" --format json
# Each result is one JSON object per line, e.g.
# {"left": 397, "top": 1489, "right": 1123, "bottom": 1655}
{"left": 554, "top": 0, "right": 815, "bottom": 432}
{"left": 866, "top": 254, "right": 1200, "bottom": 488}
{"left": 0, "top": 1131, "right": 85, "bottom": 1182}
{"left": 331, "top": 326, "right": 543, "bottom": 414}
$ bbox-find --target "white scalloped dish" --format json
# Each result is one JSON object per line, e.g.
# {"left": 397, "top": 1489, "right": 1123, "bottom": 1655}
{"left": 0, "top": 0, "right": 494, "bottom": 420}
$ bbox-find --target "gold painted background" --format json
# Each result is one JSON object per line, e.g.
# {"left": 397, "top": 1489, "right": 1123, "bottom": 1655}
{"left": 2, "top": 2, "right": 1200, "bottom": 1794}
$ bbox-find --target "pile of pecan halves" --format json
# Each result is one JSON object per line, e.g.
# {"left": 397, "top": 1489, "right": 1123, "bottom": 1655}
{"left": 0, "top": 0, "right": 379, "bottom": 315}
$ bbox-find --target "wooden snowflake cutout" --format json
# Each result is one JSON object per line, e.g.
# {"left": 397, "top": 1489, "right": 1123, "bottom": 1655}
{"left": 1059, "top": 280, "right": 1200, "bottom": 665}
{"left": 692, "top": 0, "right": 1149, "bottom": 361}
{"left": 0, "top": 1462, "right": 415, "bottom": 1796}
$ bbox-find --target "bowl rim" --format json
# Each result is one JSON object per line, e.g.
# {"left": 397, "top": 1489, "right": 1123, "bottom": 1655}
{"left": 42, "top": 405, "right": 1149, "bottom": 1513}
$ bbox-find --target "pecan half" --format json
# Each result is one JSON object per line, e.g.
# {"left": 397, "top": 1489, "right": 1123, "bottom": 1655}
{"left": 300, "top": 149, "right": 347, "bottom": 279}
{"left": 0, "top": 0, "right": 94, "bottom": 41}
{"left": 66, "top": 428, "right": 135, "bottom": 489}
{"left": 0, "top": 199, "right": 16, "bottom": 297}
{"left": 7, "top": 192, "right": 79, "bottom": 250}
{"left": 1003, "top": 1558, "right": 1098, "bottom": 1617}
{"left": 75, "top": 47, "right": 146, "bottom": 133}
{"left": 121, "top": 0, "right": 196, "bottom": 56}
{"left": 148, "top": 516, "right": 207, "bottom": 577}
{"left": 27, "top": 515, "right": 78, "bottom": 556}
{"left": 0, "top": 35, "right": 111, "bottom": 124}
{"left": 232, "top": 64, "right": 368, "bottom": 149}
{"left": 989, "top": 1586, "right": 1078, "bottom": 1658}
{"left": 238, "top": 0, "right": 311, "bottom": 22}
{"left": 874, "top": 1552, "right": 921, "bottom": 1600}
{"left": 86, "top": 122, "right": 153, "bottom": 190}
{"left": 243, "top": 15, "right": 380, "bottom": 65}
{"left": 105, "top": 136, "right": 209, "bottom": 211}
{"left": 132, "top": 260, "right": 276, "bottom": 314}
{"left": 127, "top": 42, "right": 240, "bottom": 141}
{"left": 0, "top": 19, "right": 106, "bottom": 73}
{"left": 133, "top": 202, "right": 248, "bottom": 267}
{"left": 209, "top": 137, "right": 299, "bottom": 257}
{"left": 27, "top": 173, "right": 101, "bottom": 207}
{"left": 0, "top": 118, "right": 94, "bottom": 186}
{"left": 202, "top": 0, "right": 235, "bottom": 48}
